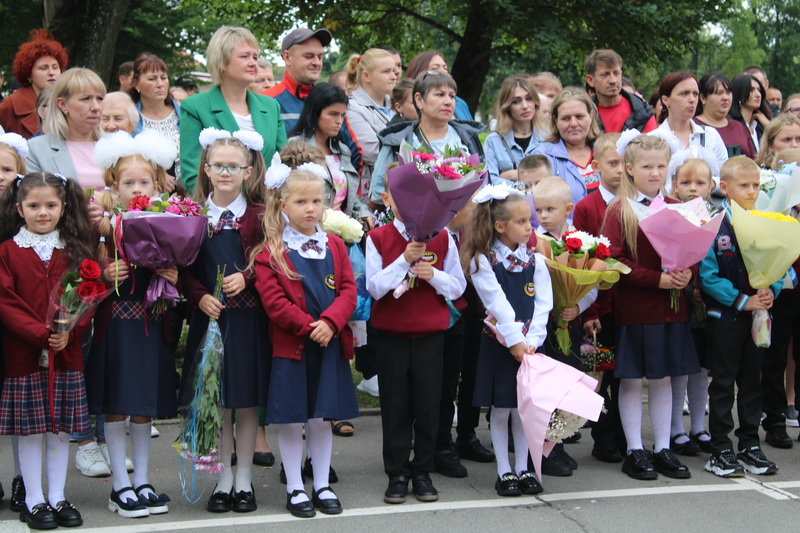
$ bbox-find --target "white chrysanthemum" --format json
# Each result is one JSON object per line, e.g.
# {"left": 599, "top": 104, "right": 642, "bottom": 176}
{"left": 596, "top": 235, "right": 611, "bottom": 248}
{"left": 568, "top": 230, "right": 595, "bottom": 252}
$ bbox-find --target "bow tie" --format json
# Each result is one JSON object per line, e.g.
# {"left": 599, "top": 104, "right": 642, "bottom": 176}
{"left": 301, "top": 240, "right": 323, "bottom": 254}
{"left": 213, "top": 210, "right": 240, "bottom": 233}
{"left": 505, "top": 254, "right": 529, "bottom": 271}
{"left": 640, "top": 197, "right": 652, "bottom": 207}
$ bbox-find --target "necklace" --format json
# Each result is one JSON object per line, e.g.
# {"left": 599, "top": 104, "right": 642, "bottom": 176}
{"left": 513, "top": 128, "right": 532, "bottom": 137}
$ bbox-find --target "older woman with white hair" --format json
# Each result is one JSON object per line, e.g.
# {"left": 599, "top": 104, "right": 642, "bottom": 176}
{"left": 26, "top": 67, "right": 106, "bottom": 190}
{"left": 101, "top": 92, "right": 139, "bottom": 134}
{"left": 180, "top": 25, "right": 286, "bottom": 194}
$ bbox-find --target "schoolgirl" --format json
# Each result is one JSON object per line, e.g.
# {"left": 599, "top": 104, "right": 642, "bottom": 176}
{"left": 461, "top": 184, "right": 552, "bottom": 496}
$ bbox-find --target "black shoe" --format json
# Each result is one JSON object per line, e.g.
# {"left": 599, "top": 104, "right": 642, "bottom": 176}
{"left": 384, "top": 475, "right": 409, "bottom": 504}
{"left": 652, "top": 449, "right": 691, "bottom": 479}
{"left": 286, "top": 490, "right": 315, "bottom": 518}
{"left": 670, "top": 434, "right": 701, "bottom": 456}
{"left": 231, "top": 485, "right": 257, "bottom": 513}
{"left": 253, "top": 452, "right": 275, "bottom": 467}
{"left": 20, "top": 503, "right": 58, "bottom": 530}
{"left": 495, "top": 473, "right": 521, "bottom": 497}
{"left": 411, "top": 473, "right": 439, "bottom": 502}
{"left": 207, "top": 488, "right": 232, "bottom": 513}
{"left": 108, "top": 486, "right": 149, "bottom": 518}
{"left": 455, "top": 436, "right": 495, "bottom": 463}
{"left": 10, "top": 475, "right": 25, "bottom": 512}
{"left": 765, "top": 426, "right": 794, "bottom": 449}
{"left": 737, "top": 445, "right": 778, "bottom": 475}
{"left": 563, "top": 431, "right": 582, "bottom": 444}
{"left": 518, "top": 470, "right": 544, "bottom": 495}
{"left": 592, "top": 444, "right": 623, "bottom": 463}
{"left": 301, "top": 457, "right": 339, "bottom": 483}
{"left": 0, "top": 479, "right": 3, "bottom": 503}
{"left": 704, "top": 449, "right": 745, "bottom": 477}
{"left": 690, "top": 431, "right": 713, "bottom": 454}
{"left": 52, "top": 500, "right": 83, "bottom": 527}
{"left": 541, "top": 454, "right": 572, "bottom": 477}
{"left": 434, "top": 448, "right": 468, "bottom": 478}
{"left": 312, "top": 486, "right": 343, "bottom": 514}
{"left": 135, "top": 484, "right": 170, "bottom": 514}
{"left": 621, "top": 449, "right": 657, "bottom": 480}
{"left": 558, "top": 449, "right": 578, "bottom": 470}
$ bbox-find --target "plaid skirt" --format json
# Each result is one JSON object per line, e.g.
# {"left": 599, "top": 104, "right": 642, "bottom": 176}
{"left": 0, "top": 368, "right": 90, "bottom": 436}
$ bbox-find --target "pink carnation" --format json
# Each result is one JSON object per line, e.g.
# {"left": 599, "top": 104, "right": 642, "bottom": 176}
{"left": 414, "top": 152, "right": 436, "bottom": 161}
{"left": 167, "top": 196, "right": 203, "bottom": 217}
{"left": 165, "top": 204, "right": 182, "bottom": 215}
{"left": 434, "top": 164, "right": 461, "bottom": 180}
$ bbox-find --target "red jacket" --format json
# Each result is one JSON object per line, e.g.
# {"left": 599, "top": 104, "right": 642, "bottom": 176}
{"left": 605, "top": 198, "right": 696, "bottom": 325}
{"left": 573, "top": 189, "right": 613, "bottom": 320}
{"left": 0, "top": 86, "right": 38, "bottom": 139}
{"left": 254, "top": 234, "right": 356, "bottom": 360}
{"left": 0, "top": 241, "right": 88, "bottom": 377}
{"left": 180, "top": 203, "right": 264, "bottom": 306}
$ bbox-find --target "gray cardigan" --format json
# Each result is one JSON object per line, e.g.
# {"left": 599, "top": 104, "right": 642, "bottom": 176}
{"left": 288, "top": 134, "right": 373, "bottom": 220}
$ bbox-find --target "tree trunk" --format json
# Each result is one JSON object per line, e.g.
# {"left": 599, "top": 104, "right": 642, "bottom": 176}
{"left": 450, "top": 2, "right": 495, "bottom": 116}
{"left": 66, "top": 0, "right": 130, "bottom": 83}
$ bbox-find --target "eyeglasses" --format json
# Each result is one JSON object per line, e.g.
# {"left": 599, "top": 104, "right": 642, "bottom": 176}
{"left": 207, "top": 164, "right": 248, "bottom": 176}
{"left": 786, "top": 107, "right": 800, "bottom": 116}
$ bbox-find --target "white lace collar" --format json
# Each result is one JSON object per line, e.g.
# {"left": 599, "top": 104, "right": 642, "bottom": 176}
{"left": 13, "top": 226, "right": 65, "bottom": 263}
{"left": 491, "top": 240, "right": 532, "bottom": 272}
{"left": 206, "top": 192, "right": 247, "bottom": 226}
{"left": 282, "top": 218, "right": 328, "bottom": 260}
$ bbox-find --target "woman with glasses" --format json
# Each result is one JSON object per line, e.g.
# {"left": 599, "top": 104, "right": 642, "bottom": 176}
{"left": 180, "top": 26, "right": 286, "bottom": 195}
{"left": 783, "top": 94, "right": 800, "bottom": 118}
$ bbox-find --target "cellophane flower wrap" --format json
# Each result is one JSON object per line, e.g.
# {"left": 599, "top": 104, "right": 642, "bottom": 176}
{"left": 757, "top": 164, "right": 800, "bottom": 215}
{"left": 516, "top": 353, "right": 604, "bottom": 480}
{"left": 322, "top": 208, "right": 364, "bottom": 244}
{"left": 388, "top": 142, "right": 486, "bottom": 297}
{"left": 44, "top": 259, "right": 112, "bottom": 431}
{"left": 627, "top": 196, "right": 723, "bottom": 311}
{"left": 539, "top": 231, "right": 630, "bottom": 354}
{"left": 113, "top": 194, "right": 207, "bottom": 311}
{"left": 730, "top": 201, "right": 800, "bottom": 347}
{"left": 177, "top": 266, "right": 225, "bottom": 501}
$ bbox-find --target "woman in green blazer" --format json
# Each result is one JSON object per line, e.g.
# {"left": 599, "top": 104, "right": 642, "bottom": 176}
{"left": 180, "top": 26, "right": 287, "bottom": 195}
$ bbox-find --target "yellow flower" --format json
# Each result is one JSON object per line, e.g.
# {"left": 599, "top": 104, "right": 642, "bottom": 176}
{"left": 749, "top": 209, "right": 799, "bottom": 223}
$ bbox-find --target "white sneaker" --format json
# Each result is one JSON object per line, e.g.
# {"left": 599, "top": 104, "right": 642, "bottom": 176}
{"left": 356, "top": 375, "right": 380, "bottom": 397}
{"left": 786, "top": 406, "right": 799, "bottom": 427}
{"left": 98, "top": 442, "right": 134, "bottom": 473}
{"left": 151, "top": 424, "right": 160, "bottom": 438}
{"left": 76, "top": 441, "right": 111, "bottom": 477}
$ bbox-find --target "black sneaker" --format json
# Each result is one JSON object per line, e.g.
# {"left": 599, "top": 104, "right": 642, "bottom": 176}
{"left": 704, "top": 449, "right": 745, "bottom": 478}
{"left": 384, "top": 475, "right": 408, "bottom": 504}
{"left": 652, "top": 449, "right": 691, "bottom": 479}
{"left": 434, "top": 447, "right": 468, "bottom": 478}
{"left": 764, "top": 426, "right": 794, "bottom": 449}
{"left": 737, "top": 446, "right": 778, "bottom": 475}
{"left": 621, "top": 449, "right": 657, "bottom": 480}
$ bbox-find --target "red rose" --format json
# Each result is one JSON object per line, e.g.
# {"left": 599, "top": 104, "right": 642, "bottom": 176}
{"left": 127, "top": 195, "right": 150, "bottom": 211}
{"left": 595, "top": 242, "right": 611, "bottom": 260}
{"left": 78, "top": 259, "right": 102, "bottom": 281}
{"left": 562, "top": 230, "right": 575, "bottom": 240}
{"left": 76, "top": 281, "right": 107, "bottom": 303}
{"left": 564, "top": 237, "right": 583, "bottom": 254}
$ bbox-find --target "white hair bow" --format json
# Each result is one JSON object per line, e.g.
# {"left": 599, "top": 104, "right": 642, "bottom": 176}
{"left": 199, "top": 127, "right": 264, "bottom": 152}
{"left": 472, "top": 184, "right": 524, "bottom": 204}
{"left": 93, "top": 130, "right": 177, "bottom": 170}
{"left": 616, "top": 128, "right": 642, "bottom": 157}
{"left": 297, "top": 162, "right": 329, "bottom": 181}
{"left": 0, "top": 132, "right": 29, "bottom": 159}
{"left": 264, "top": 153, "right": 291, "bottom": 189}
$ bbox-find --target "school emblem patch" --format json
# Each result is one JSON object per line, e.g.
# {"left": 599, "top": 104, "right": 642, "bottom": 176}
{"left": 325, "top": 274, "right": 336, "bottom": 290}
{"left": 524, "top": 282, "right": 536, "bottom": 297}
{"left": 421, "top": 251, "right": 438, "bottom": 264}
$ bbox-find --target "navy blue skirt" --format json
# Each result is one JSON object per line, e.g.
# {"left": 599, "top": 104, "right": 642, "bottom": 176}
{"left": 473, "top": 334, "right": 520, "bottom": 408}
{"left": 614, "top": 322, "right": 700, "bottom": 379}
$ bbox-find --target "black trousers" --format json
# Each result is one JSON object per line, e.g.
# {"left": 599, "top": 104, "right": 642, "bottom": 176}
{"left": 376, "top": 329, "right": 444, "bottom": 478}
{"left": 707, "top": 317, "right": 765, "bottom": 453}
{"left": 589, "top": 313, "right": 626, "bottom": 452}
{"left": 761, "top": 297, "right": 800, "bottom": 429}
{"left": 456, "top": 312, "right": 482, "bottom": 442}
{"left": 436, "top": 317, "right": 465, "bottom": 450}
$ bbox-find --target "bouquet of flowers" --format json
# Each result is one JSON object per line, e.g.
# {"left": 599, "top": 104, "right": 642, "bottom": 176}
{"left": 578, "top": 336, "right": 615, "bottom": 373}
{"left": 731, "top": 202, "right": 800, "bottom": 347}
{"left": 322, "top": 208, "right": 364, "bottom": 244}
{"left": 540, "top": 230, "right": 630, "bottom": 354}
{"left": 516, "top": 353, "right": 604, "bottom": 480}
{"left": 113, "top": 194, "right": 207, "bottom": 311}
{"left": 627, "top": 196, "right": 723, "bottom": 311}
{"left": 757, "top": 164, "right": 800, "bottom": 215}
{"left": 177, "top": 266, "right": 226, "bottom": 501}
{"left": 388, "top": 142, "right": 486, "bottom": 297}
{"left": 44, "top": 259, "right": 112, "bottom": 431}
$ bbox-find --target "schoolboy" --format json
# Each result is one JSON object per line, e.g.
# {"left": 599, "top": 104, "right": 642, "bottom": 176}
{"left": 573, "top": 132, "right": 626, "bottom": 464}
{"left": 700, "top": 156, "right": 784, "bottom": 477}
{"left": 518, "top": 155, "right": 552, "bottom": 189}
{"left": 366, "top": 172, "right": 467, "bottom": 503}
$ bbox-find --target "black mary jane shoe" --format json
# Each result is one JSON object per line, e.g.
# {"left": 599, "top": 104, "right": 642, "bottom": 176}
{"left": 52, "top": 500, "right": 83, "bottom": 527}
{"left": 312, "top": 486, "right": 343, "bottom": 515}
{"left": 20, "top": 502, "right": 58, "bottom": 530}
{"left": 135, "top": 484, "right": 170, "bottom": 514}
{"left": 286, "top": 489, "right": 315, "bottom": 518}
{"left": 207, "top": 487, "right": 232, "bottom": 513}
{"left": 518, "top": 470, "right": 544, "bottom": 495}
{"left": 231, "top": 485, "right": 257, "bottom": 513}
{"left": 10, "top": 475, "right": 25, "bottom": 512}
{"left": 495, "top": 473, "right": 521, "bottom": 497}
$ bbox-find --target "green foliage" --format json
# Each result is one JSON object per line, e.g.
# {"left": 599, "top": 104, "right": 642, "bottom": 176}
{"left": 0, "top": 1, "right": 43, "bottom": 93}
